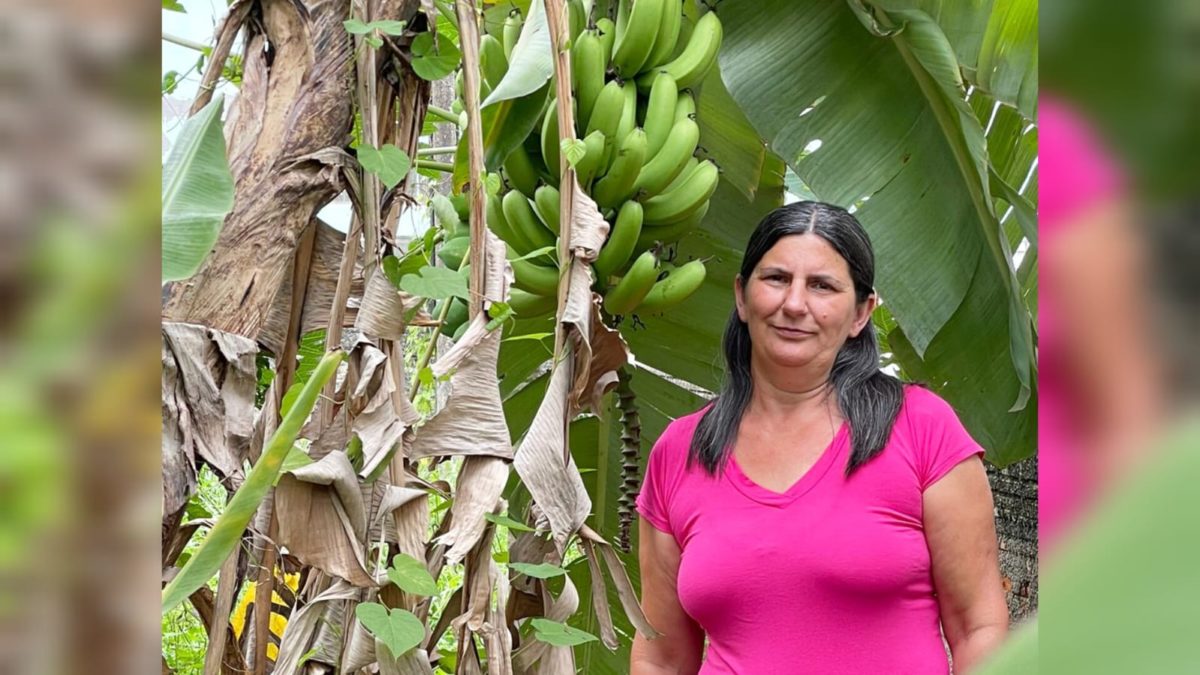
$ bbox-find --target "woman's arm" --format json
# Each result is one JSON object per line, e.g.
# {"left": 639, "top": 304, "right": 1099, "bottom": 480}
{"left": 924, "top": 456, "right": 1010, "bottom": 674}
{"left": 630, "top": 517, "right": 705, "bottom": 675}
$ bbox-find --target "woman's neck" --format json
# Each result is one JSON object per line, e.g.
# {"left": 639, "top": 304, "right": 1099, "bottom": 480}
{"left": 747, "top": 357, "right": 839, "bottom": 422}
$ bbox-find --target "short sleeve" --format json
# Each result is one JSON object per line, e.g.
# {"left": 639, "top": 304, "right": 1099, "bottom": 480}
{"left": 635, "top": 427, "right": 679, "bottom": 536}
{"left": 906, "top": 387, "right": 986, "bottom": 491}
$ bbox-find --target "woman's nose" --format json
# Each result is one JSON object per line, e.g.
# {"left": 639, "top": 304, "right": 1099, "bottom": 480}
{"left": 781, "top": 282, "right": 808, "bottom": 315}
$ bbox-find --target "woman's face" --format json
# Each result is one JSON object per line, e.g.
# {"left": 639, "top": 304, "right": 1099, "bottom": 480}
{"left": 735, "top": 234, "right": 876, "bottom": 372}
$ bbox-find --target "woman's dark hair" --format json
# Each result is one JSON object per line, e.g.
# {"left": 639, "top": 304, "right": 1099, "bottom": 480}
{"left": 688, "top": 201, "right": 904, "bottom": 476}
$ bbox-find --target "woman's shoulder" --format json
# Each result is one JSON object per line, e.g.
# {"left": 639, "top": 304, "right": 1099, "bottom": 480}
{"left": 899, "top": 382, "right": 959, "bottom": 420}
{"left": 649, "top": 404, "right": 712, "bottom": 459}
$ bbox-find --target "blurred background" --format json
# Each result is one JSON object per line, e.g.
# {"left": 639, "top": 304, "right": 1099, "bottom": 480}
{"left": 1031, "top": 0, "right": 1200, "bottom": 672}
{"left": 0, "top": 0, "right": 1197, "bottom": 671}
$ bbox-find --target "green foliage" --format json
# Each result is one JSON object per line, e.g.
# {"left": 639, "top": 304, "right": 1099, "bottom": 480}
{"left": 357, "top": 143, "right": 412, "bottom": 190}
{"left": 356, "top": 603, "right": 425, "bottom": 658}
{"left": 530, "top": 618, "right": 598, "bottom": 647}
{"left": 387, "top": 554, "right": 439, "bottom": 596}
{"left": 483, "top": 512, "right": 533, "bottom": 532}
{"left": 510, "top": 562, "right": 566, "bottom": 579}
{"left": 412, "top": 32, "right": 461, "bottom": 81}
{"left": 162, "top": 96, "right": 234, "bottom": 282}
{"left": 399, "top": 265, "right": 469, "bottom": 301}
{"left": 344, "top": 19, "right": 408, "bottom": 35}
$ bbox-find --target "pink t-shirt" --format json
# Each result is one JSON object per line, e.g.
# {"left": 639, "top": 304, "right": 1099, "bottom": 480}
{"left": 636, "top": 385, "right": 984, "bottom": 674}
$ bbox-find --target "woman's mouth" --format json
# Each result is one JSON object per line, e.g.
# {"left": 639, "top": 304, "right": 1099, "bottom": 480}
{"left": 772, "top": 325, "right": 814, "bottom": 338}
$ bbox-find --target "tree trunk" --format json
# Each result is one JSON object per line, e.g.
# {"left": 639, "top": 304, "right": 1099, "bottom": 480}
{"left": 988, "top": 456, "right": 1038, "bottom": 621}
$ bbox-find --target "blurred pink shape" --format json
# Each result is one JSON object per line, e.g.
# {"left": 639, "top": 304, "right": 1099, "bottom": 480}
{"left": 1038, "top": 95, "right": 1126, "bottom": 554}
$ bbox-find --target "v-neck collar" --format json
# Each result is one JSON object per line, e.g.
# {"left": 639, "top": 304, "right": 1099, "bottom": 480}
{"left": 725, "top": 421, "right": 849, "bottom": 507}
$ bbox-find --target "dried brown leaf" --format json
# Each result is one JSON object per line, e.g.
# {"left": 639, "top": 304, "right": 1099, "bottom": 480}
{"left": 275, "top": 452, "right": 374, "bottom": 587}
{"left": 356, "top": 268, "right": 427, "bottom": 340}
{"left": 579, "top": 525, "right": 660, "bottom": 638}
{"left": 511, "top": 575, "right": 580, "bottom": 673}
{"left": 437, "top": 456, "right": 511, "bottom": 564}
{"left": 512, "top": 359, "right": 591, "bottom": 552}
{"left": 566, "top": 181, "right": 609, "bottom": 262}
{"left": 260, "top": 219, "right": 364, "bottom": 355}
{"left": 161, "top": 322, "right": 258, "bottom": 486}
{"left": 581, "top": 539, "right": 618, "bottom": 650}
{"left": 273, "top": 580, "right": 360, "bottom": 675}
{"left": 571, "top": 300, "right": 628, "bottom": 416}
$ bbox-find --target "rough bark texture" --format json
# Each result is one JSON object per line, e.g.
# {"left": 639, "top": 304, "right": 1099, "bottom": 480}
{"left": 163, "top": 0, "right": 356, "bottom": 343}
{"left": 988, "top": 456, "right": 1038, "bottom": 621}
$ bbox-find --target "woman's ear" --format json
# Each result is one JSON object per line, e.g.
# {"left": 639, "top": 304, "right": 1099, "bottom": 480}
{"left": 734, "top": 275, "right": 746, "bottom": 321}
{"left": 850, "top": 293, "right": 878, "bottom": 338}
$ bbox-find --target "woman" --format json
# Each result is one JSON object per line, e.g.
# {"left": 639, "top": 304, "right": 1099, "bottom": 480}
{"left": 631, "top": 202, "right": 1009, "bottom": 674}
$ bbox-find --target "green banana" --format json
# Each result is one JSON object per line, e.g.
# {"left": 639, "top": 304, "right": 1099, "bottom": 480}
{"left": 540, "top": 100, "right": 561, "bottom": 184}
{"left": 487, "top": 190, "right": 531, "bottom": 252}
{"left": 603, "top": 249, "right": 659, "bottom": 315}
{"left": 674, "top": 91, "right": 696, "bottom": 123}
{"left": 635, "top": 200, "right": 709, "bottom": 252}
{"left": 662, "top": 156, "right": 697, "bottom": 194}
{"left": 614, "top": 0, "right": 631, "bottom": 49}
{"left": 509, "top": 248, "right": 561, "bottom": 296}
{"left": 431, "top": 193, "right": 464, "bottom": 237}
{"left": 480, "top": 34, "right": 508, "bottom": 91}
{"left": 574, "top": 129, "right": 608, "bottom": 188}
{"left": 502, "top": 10, "right": 523, "bottom": 60}
{"left": 509, "top": 287, "right": 557, "bottom": 319}
{"left": 643, "top": 0, "right": 682, "bottom": 72}
{"left": 637, "top": 259, "right": 707, "bottom": 313}
{"left": 503, "top": 143, "right": 541, "bottom": 199}
{"left": 611, "top": 0, "right": 665, "bottom": 78}
{"left": 571, "top": 30, "right": 606, "bottom": 133}
{"left": 637, "top": 10, "right": 722, "bottom": 92}
{"left": 641, "top": 158, "right": 718, "bottom": 225}
{"left": 585, "top": 81, "right": 625, "bottom": 143}
{"left": 593, "top": 199, "right": 643, "bottom": 280}
{"left": 593, "top": 128, "right": 647, "bottom": 209}
{"left": 567, "top": 0, "right": 585, "bottom": 44}
{"left": 449, "top": 194, "right": 470, "bottom": 222}
{"left": 533, "top": 185, "right": 561, "bottom": 236}
{"left": 438, "top": 234, "right": 470, "bottom": 271}
{"left": 613, "top": 81, "right": 638, "bottom": 161}
{"left": 595, "top": 17, "right": 617, "bottom": 65}
{"left": 642, "top": 72, "right": 678, "bottom": 157}
{"left": 503, "top": 189, "right": 556, "bottom": 253}
{"left": 634, "top": 116, "right": 699, "bottom": 197}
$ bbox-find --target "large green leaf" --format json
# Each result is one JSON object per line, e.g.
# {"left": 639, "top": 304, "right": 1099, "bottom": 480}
{"left": 719, "top": 1, "right": 1035, "bottom": 460}
{"left": 872, "top": 0, "right": 1037, "bottom": 120}
{"left": 162, "top": 96, "right": 234, "bottom": 283}
{"left": 161, "top": 351, "right": 344, "bottom": 613}
{"left": 694, "top": 59, "right": 767, "bottom": 202}
{"left": 481, "top": 0, "right": 553, "bottom": 108}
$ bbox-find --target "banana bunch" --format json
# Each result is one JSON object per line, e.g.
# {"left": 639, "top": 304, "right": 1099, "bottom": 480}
{"left": 442, "top": 0, "right": 725, "bottom": 332}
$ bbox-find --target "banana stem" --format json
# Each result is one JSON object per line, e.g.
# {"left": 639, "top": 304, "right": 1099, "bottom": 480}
{"left": 162, "top": 32, "right": 210, "bottom": 53}
{"left": 417, "top": 146, "right": 458, "bottom": 157}
{"left": 414, "top": 159, "right": 454, "bottom": 173}
{"left": 425, "top": 105, "right": 463, "bottom": 126}
{"left": 408, "top": 299, "right": 453, "bottom": 403}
